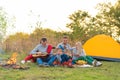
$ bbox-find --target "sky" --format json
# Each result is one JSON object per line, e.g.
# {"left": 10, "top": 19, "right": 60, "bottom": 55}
{"left": 0, "top": 0, "right": 117, "bottom": 35}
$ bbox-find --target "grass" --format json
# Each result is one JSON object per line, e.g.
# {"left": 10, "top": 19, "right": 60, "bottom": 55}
{"left": 0, "top": 53, "right": 120, "bottom": 80}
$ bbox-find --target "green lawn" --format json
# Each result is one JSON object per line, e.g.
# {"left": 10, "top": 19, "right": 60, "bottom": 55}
{"left": 0, "top": 53, "right": 120, "bottom": 80}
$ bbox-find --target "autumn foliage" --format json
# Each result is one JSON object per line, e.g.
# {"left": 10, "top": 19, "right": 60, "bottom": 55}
{"left": 3, "top": 28, "right": 68, "bottom": 53}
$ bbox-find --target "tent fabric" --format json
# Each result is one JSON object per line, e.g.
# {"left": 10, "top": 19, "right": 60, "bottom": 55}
{"left": 83, "top": 34, "right": 120, "bottom": 61}
{"left": 91, "top": 56, "right": 120, "bottom": 62}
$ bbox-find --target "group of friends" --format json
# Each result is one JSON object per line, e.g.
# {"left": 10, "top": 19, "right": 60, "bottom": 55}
{"left": 21, "top": 36, "right": 102, "bottom": 68}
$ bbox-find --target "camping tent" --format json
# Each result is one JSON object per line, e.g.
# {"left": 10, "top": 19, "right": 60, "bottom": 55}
{"left": 83, "top": 34, "right": 120, "bottom": 61}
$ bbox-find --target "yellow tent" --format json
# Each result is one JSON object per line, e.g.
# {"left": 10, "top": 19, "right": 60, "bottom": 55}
{"left": 83, "top": 34, "right": 120, "bottom": 61}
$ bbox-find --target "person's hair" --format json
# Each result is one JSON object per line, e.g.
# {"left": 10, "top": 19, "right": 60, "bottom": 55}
{"left": 76, "top": 42, "right": 82, "bottom": 47}
{"left": 63, "top": 35, "right": 68, "bottom": 39}
{"left": 76, "top": 42, "right": 83, "bottom": 54}
{"left": 54, "top": 48, "right": 62, "bottom": 54}
{"left": 40, "top": 37, "right": 47, "bottom": 43}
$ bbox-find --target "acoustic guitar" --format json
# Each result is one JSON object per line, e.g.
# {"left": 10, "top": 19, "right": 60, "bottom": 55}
{"left": 32, "top": 52, "right": 48, "bottom": 58}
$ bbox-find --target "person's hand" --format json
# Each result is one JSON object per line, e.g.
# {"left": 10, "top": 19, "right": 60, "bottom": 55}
{"left": 57, "top": 52, "right": 62, "bottom": 55}
{"left": 75, "top": 54, "right": 80, "bottom": 57}
{"left": 36, "top": 52, "right": 42, "bottom": 55}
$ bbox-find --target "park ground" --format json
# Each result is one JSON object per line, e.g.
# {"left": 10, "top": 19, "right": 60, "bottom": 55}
{"left": 0, "top": 53, "right": 120, "bottom": 80}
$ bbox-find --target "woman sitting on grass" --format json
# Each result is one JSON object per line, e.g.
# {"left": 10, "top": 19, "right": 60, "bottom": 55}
{"left": 72, "top": 42, "right": 102, "bottom": 67}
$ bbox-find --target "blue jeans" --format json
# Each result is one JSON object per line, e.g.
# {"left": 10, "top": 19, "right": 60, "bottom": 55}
{"left": 55, "top": 54, "right": 71, "bottom": 63}
{"left": 37, "top": 55, "right": 56, "bottom": 66}
{"left": 61, "top": 54, "right": 71, "bottom": 63}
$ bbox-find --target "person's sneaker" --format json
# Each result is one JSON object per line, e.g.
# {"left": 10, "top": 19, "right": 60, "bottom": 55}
{"left": 67, "top": 59, "right": 74, "bottom": 68}
{"left": 92, "top": 60, "right": 97, "bottom": 67}
{"left": 62, "top": 62, "right": 68, "bottom": 67}
{"left": 67, "top": 63, "right": 74, "bottom": 68}
{"left": 53, "top": 65, "right": 59, "bottom": 67}
{"left": 21, "top": 60, "right": 26, "bottom": 64}
{"left": 67, "top": 65, "right": 74, "bottom": 68}
{"left": 62, "top": 61, "right": 74, "bottom": 68}
{"left": 38, "top": 64, "right": 44, "bottom": 67}
{"left": 96, "top": 61, "right": 102, "bottom": 67}
{"left": 43, "top": 64, "right": 50, "bottom": 67}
